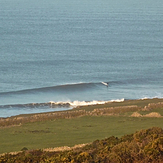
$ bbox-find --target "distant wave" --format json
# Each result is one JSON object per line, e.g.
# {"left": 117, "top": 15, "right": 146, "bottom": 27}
{"left": 0, "top": 78, "right": 149, "bottom": 96}
{"left": 0, "top": 82, "right": 98, "bottom": 95}
{"left": 0, "top": 81, "right": 113, "bottom": 97}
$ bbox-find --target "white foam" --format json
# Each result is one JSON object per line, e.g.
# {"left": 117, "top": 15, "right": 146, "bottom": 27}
{"left": 49, "top": 100, "right": 106, "bottom": 107}
{"left": 140, "top": 97, "right": 150, "bottom": 100}
{"left": 110, "top": 98, "right": 125, "bottom": 102}
{"left": 140, "top": 96, "right": 162, "bottom": 100}
{"left": 69, "top": 100, "right": 107, "bottom": 107}
{"left": 49, "top": 98, "right": 125, "bottom": 107}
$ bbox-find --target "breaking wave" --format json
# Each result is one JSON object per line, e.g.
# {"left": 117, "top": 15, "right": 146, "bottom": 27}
{"left": 51, "top": 99, "right": 125, "bottom": 107}
{"left": 0, "top": 80, "right": 123, "bottom": 96}
{"left": 0, "top": 82, "right": 98, "bottom": 95}
{"left": 0, "top": 78, "right": 150, "bottom": 96}
{"left": 0, "top": 99, "right": 125, "bottom": 109}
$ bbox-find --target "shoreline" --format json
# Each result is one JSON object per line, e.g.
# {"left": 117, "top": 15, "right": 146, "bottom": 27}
{"left": 1, "top": 98, "right": 163, "bottom": 128}
{"left": 1, "top": 97, "right": 163, "bottom": 117}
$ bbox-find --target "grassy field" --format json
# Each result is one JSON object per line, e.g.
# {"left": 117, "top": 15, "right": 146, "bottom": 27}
{"left": 0, "top": 115, "right": 163, "bottom": 154}
{"left": 0, "top": 98, "right": 163, "bottom": 154}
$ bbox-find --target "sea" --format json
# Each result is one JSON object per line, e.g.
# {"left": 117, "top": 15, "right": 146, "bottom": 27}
{"left": 0, "top": 0, "right": 163, "bottom": 117}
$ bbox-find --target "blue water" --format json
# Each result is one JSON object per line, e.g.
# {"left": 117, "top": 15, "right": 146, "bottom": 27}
{"left": 0, "top": 0, "right": 163, "bottom": 117}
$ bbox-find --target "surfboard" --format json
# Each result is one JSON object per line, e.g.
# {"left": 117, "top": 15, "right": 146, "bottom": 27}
{"left": 101, "top": 82, "right": 109, "bottom": 86}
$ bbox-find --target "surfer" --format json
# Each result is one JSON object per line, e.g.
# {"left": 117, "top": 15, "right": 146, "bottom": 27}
{"left": 101, "top": 82, "right": 109, "bottom": 87}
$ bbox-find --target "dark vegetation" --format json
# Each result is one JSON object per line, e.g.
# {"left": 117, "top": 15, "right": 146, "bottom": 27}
{"left": 0, "top": 127, "right": 163, "bottom": 163}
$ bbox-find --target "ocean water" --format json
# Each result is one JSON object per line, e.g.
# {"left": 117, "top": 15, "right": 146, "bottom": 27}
{"left": 0, "top": 0, "right": 163, "bottom": 117}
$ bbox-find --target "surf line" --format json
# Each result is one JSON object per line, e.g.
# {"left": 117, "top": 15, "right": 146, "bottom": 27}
{"left": 101, "top": 82, "right": 109, "bottom": 87}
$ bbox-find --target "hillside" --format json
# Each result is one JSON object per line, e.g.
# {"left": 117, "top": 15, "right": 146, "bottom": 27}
{"left": 0, "top": 127, "right": 163, "bottom": 162}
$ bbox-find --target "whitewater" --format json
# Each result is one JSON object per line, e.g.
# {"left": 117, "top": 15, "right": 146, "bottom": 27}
{"left": 0, "top": 0, "right": 163, "bottom": 117}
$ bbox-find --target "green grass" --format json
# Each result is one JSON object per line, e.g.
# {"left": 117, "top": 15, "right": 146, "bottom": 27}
{"left": 0, "top": 115, "right": 163, "bottom": 154}
{"left": 139, "top": 107, "right": 163, "bottom": 116}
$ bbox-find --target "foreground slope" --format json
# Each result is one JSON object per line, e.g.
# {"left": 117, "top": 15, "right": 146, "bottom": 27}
{"left": 0, "top": 127, "right": 163, "bottom": 163}
{"left": 0, "top": 98, "right": 163, "bottom": 154}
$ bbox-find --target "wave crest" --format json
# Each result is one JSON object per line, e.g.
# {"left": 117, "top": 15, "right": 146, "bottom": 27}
{"left": 49, "top": 98, "right": 125, "bottom": 107}
{"left": 0, "top": 99, "right": 125, "bottom": 109}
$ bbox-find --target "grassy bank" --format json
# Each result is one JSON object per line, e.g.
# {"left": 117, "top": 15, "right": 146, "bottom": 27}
{"left": 0, "top": 98, "right": 163, "bottom": 154}
{"left": 1, "top": 127, "right": 163, "bottom": 162}
{"left": 0, "top": 116, "right": 163, "bottom": 154}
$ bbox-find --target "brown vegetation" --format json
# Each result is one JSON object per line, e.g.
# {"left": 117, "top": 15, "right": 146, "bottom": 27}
{"left": 131, "top": 112, "right": 162, "bottom": 118}
{"left": 131, "top": 112, "right": 142, "bottom": 117}
{"left": 144, "top": 112, "right": 162, "bottom": 118}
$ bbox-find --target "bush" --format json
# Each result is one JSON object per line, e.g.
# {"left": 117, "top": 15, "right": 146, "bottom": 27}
{"left": 21, "top": 147, "right": 28, "bottom": 151}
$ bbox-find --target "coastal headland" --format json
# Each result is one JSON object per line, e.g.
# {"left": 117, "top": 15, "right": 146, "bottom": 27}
{"left": 0, "top": 98, "right": 163, "bottom": 155}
